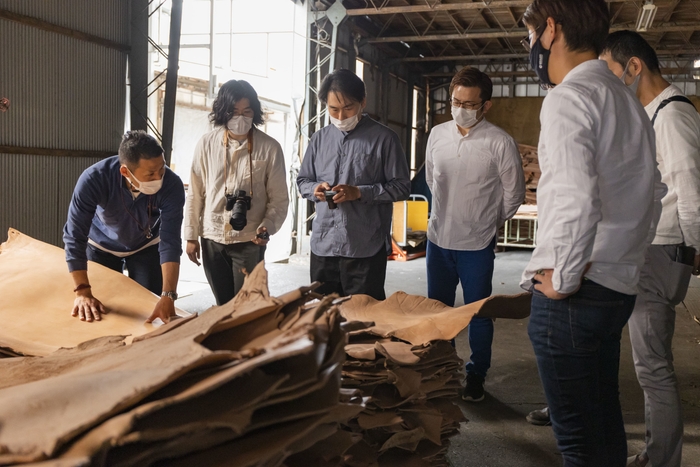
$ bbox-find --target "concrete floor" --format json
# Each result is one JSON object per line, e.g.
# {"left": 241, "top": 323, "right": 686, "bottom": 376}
{"left": 176, "top": 249, "right": 700, "bottom": 467}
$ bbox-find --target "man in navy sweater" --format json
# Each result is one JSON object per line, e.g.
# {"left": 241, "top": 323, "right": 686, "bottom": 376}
{"left": 63, "top": 130, "right": 185, "bottom": 324}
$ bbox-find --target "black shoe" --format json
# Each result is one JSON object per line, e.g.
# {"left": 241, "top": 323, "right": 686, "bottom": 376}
{"left": 526, "top": 407, "right": 551, "bottom": 426}
{"left": 462, "top": 373, "right": 485, "bottom": 402}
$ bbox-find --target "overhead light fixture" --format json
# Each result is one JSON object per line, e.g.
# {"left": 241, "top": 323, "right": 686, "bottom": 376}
{"left": 400, "top": 41, "right": 411, "bottom": 49}
{"left": 636, "top": 0, "right": 658, "bottom": 32}
{"left": 694, "top": 59, "right": 700, "bottom": 68}
{"left": 419, "top": 54, "right": 425, "bottom": 58}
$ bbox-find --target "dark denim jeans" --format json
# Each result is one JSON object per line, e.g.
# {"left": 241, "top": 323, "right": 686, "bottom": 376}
{"left": 528, "top": 280, "right": 636, "bottom": 467}
{"left": 427, "top": 239, "right": 495, "bottom": 378}
{"left": 87, "top": 243, "right": 162, "bottom": 295}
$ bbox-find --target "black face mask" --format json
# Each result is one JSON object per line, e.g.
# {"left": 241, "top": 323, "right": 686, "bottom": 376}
{"left": 529, "top": 35, "right": 555, "bottom": 88}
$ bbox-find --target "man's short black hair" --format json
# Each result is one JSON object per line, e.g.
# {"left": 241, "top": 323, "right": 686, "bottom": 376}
{"left": 450, "top": 67, "right": 493, "bottom": 102}
{"left": 319, "top": 69, "right": 366, "bottom": 105}
{"left": 209, "top": 79, "right": 264, "bottom": 127}
{"left": 523, "top": 0, "right": 610, "bottom": 56}
{"left": 118, "top": 130, "right": 164, "bottom": 168}
{"left": 602, "top": 30, "right": 661, "bottom": 74}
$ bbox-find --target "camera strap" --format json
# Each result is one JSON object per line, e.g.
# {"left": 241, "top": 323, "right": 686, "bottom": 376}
{"left": 224, "top": 128, "right": 254, "bottom": 199}
{"left": 247, "top": 129, "right": 254, "bottom": 198}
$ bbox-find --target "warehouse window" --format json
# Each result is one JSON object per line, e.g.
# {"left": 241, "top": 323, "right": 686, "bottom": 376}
{"left": 411, "top": 87, "right": 419, "bottom": 178}
{"left": 355, "top": 59, "right": 364, "bottom": 81}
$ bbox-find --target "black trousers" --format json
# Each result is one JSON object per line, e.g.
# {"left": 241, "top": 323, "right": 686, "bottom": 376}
{"left": 87, "top": 243, "right": 162, "bottom": 295}
{"left": 310, "top": 246, "right": 387, "bottom": 300}
{"left": 201, "top": 238, "right": 266, "bottom": 306}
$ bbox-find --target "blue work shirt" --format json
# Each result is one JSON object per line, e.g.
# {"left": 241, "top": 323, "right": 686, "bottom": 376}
{"left": 63, "top": 156, "right": 185, "bottom": 272}
{"left": 297, "top": 115, "right": 410, "bottom": 258}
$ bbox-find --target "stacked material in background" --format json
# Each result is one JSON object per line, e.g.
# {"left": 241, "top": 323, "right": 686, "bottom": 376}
{"left": 0, "top": 258, "right": 363, "bottom": 466}
{"left": 518, "top": 144, "right": 540, "bottom": 206}
{"left": 336, "top": 292, "right": 531, "bottom": 467}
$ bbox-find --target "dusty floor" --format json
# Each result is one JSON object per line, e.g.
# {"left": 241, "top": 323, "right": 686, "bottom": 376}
{"left": 176, "top": 249, "right": 700, "bottom": 467}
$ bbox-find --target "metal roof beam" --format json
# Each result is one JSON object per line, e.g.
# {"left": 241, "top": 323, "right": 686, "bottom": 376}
{"left": 367, "top": 22, "right": 700, "bottom": 43}
{"left": 424, "top": 66, "right": 696, "bottom": 78}
{"left": 403, "top": 48, "right": 700, "bottom": 62}
{"left": 348, "top": 1, "right": 531, "bottom": 16}
{"left": 348, "top": 0, "right": 627, "bottom": 16}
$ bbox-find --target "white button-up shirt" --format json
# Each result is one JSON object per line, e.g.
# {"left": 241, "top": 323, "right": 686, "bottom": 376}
{"left": 426, "top": 119, "right": 525, "bottom": 250}
{"left": 521, "top": 60, "right": 664, "bottom": 295}
{"left": 646, "top": 85, "right": 700, "bottom": 252}
{"left": 185, "top": 127, "right": 289, "bottom": 244}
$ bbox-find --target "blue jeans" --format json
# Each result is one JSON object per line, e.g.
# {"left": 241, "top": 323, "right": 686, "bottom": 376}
{"left": 528, "top": 280, "right": 636, "bottom": 467}
{"left": 426, "top": 239, "right": 495, "bottom": 378}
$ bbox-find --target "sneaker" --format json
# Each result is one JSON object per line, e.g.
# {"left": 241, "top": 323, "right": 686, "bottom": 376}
{"left": 461, "top": 373, "right": 485, "bottom": 402}
{"left": 526, "top": 407, "right": 551, "bottom": 426}
{"left": 626, "top": 454, "right": 649, "bottom": 467}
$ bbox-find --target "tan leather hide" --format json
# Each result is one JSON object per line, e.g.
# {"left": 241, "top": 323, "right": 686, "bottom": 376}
{"left": 338, "top": 291, "right": 531, "bottom": 346}
{"left": 0, "top": 229, "right": 189, "bottom": 356}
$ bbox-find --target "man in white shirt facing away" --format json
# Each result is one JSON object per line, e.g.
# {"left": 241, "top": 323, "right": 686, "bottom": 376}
{"left": 425, "top": 67, "right": 525, "bottom": 403}
{"left": 601, "top": 31, "right": 700, "bottom": 467}
{"left": 520, "top": 1, "right": 664, "bottom": 465}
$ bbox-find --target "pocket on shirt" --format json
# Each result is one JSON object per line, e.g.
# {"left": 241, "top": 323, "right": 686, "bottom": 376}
{"left": 352, "top": 153, "right": 382, "bottom": 185}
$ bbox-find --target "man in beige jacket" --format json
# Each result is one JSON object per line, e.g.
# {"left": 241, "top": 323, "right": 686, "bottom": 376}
{"left": 185, "top": 80, "right": 288, "bottom": 305}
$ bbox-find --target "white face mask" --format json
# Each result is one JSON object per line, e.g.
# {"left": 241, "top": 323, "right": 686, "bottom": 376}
{"left": 330, "top": 113, "right": 360, "bottom": 132}
{"left": 227, "top": 115, "right": 253, "bottom": 135}
{"left": 620, "top": 60, "right": 640, "bottom": 95}
{"left": 126, "top": 167, "right": 163, "bottom": 195}
{"left": 451, "top": 105, "right": 482, "bottom": 129}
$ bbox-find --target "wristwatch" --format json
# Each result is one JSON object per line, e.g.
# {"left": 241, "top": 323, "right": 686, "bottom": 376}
{"left": 161, "top": 291, "right": 178, "bottom": 301}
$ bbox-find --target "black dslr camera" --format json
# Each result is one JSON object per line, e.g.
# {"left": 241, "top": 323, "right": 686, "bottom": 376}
{"left": 225, "top": 190, "right": 252, "bottom": 231}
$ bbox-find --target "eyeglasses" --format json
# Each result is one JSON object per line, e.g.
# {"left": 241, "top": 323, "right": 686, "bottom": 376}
{"left": 450, "top": 98, "right": 484, "bottom": 110}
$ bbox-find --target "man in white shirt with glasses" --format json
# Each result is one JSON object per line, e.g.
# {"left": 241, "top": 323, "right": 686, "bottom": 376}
{"left": 426, "top": 66, "right": 525, "bottom": 403}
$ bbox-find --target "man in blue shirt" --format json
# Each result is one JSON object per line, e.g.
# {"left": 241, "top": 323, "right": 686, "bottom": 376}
{"left": 297, "top": 69, "right": 410, "bottom": 300}
{"left": 63, "top": 130, "right": 185, "bottom": 324}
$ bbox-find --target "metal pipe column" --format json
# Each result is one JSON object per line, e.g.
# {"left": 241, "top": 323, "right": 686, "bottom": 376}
{"left": 161, "top": 0, "right": 183, "bottom": 166}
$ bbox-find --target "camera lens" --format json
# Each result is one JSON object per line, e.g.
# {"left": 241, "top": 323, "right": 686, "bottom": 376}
{"left": 230, "top": 200, "right": 247, "bottom": 230}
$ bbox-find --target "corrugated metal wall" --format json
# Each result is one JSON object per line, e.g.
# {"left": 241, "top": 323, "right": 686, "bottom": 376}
{"left": 0, "top": 0, "right": 128, "bottom": 246}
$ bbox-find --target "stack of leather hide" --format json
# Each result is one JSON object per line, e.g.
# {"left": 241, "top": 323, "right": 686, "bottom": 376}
{"left": 337, "top": 292, "right": 531, "bottom": 467}
{"left": 518, "top": 144, "right": 540, "bottom": 205}
{"left": 0, "top": 230, "right": 363, "bottom": 466}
